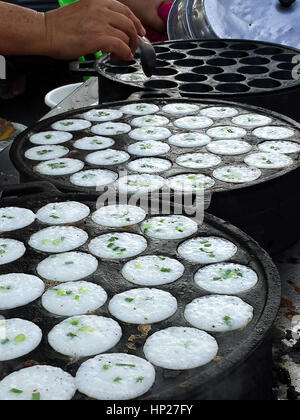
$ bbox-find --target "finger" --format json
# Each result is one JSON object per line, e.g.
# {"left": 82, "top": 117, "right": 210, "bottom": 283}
{"left": 109, "top": 27, "right": 130, "bottom": 47}
{"left": 109, "top": 11, "right": 139, "bottom": 53}
{"left": 110, "top": 1, "right": 146, "bottom": 36}
{"left": 98, "top": 35, "right": 134, "bottom": 62}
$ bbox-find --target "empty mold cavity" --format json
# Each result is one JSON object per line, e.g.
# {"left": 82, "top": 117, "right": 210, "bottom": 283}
{"left": 187, "top": 49, "right": 215, "bottom": 57}
{"left": 207, "top": 58, "right": 237, "bottom": 66}
{"left": 155, "top": 60, "right": 171, "bottom": 68}
{"left": 240, "top": 57, "right": 270, "bottom": 65}
{"left": 238, "top": 66, "right": 269, "bottom": 75}
{"left": 193, "top": 66, "right": 224, "bottom": 75}
{"left": 174, "top": 59, "right": 204, "bottom": 67}
{"left": 152, "top": 67, "right": 178, "bottom": 76}
{"left": 144, "top": 80, "right": 178, "bottom": 89}
{"left": 169, "top": 42, "right": 198, "bottom": 50}
{"left": 248, "top": 79, "right": 282, "bottom": 89}
{"left": 175, "top": 73, "right": 207, "bottom": 83}
{"left": 220, "top": 51, "right": 249, "bottom": 59}
{"left": 277, "top": 63, "right": 295, "bottom": 71}
{"left": 272, "top": 53, "right": 296, "bottom": 62}
{"left": 270, "top": 71, "right": 293, "bottom": 80}
{"left": 154, "top": 46, "right": 170, "bottom": 54}
{"left": 179, "top": 83, "right": 214, "bottom": 93}
{"left": 200, "top": 41, "right": 227, "bottom": 49}
{"left": 111, "top": 60, "right": 136, "bottom": 67}
{"left": 255, "top": 47, "right": 283, "bottom": 55}
{"left": 216, "top": 83, "right": 250, "bottom": 93}
{"left": 214, "top": 73, "right": 246, "bottom": 83}
{"left": 230, "top": 43, "right": 258, "bottom": 51}
{"left": 107, "top": 67, "right": 137, "bottom": 75}
{"left": 157, "top": 52, "right": 186, "bottom": 60}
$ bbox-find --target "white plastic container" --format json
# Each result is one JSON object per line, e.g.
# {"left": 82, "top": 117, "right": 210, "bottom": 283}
{"left": 44, "top": 83, "right": 83, "bottom": 109}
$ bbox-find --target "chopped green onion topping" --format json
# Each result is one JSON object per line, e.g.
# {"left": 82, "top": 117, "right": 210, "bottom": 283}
{"left": 10, "top": 388, "right": 23, "bottom": 394}
{"left": 14, "top": 334, "right": 26, "bottom": 344}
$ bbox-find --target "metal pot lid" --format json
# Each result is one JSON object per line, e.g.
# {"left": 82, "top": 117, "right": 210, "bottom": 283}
{"left": 204, "top": 0, "right": 300, "bottom": 49}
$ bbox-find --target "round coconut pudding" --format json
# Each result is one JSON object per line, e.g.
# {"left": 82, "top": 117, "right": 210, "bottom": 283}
{"left": 184, "top": 295, "right": 254, "bottom": 333}
{"left": 0, "top": 365, "right": 76, "bottom": 401}
{"left": 141, "top": 216, "right": 198, "bottom": 240}
{"left": 0, "top": 318, "right": 42, "bottom": 361}
{"left": 128, "top": 158, "right": 172, "bottom": 173}
{"left": 74, "top": 136, "right": 115, "bottom": 151}
{"left": 92, "top": 205, "right": 146, "bottom": 228}
{"left": 51, "top": 119, "right": 92, "bottom": 132}
{"left": 253, "top": 126, "right": 295, "bottom": 140}
{"left": 48, "top": 315, "right": 122, "bottom": 358}
{"left": 207, "top": 126, "right": 247, "bottom": 139}
{"left": 29, "top": 131, "right": 73, "bottom": 145}
{"left": 86, "top": 149, "right": 130, "bottom": 166}
{"left": 143, "top": 327, "right": 218, "bottom": 370}
{"left": 70, "top": 169, "right": 118, "bottom": 188}
{"left": 89, "top": 233, "right": 147, "bottom": 260}
{"left": 231, "top": 114, "right": 272, "bottom": 128}
{"left": 129, "top": 127, "right": 171, "bottom": 141}
{"left": 194, "top": 263, "right": 258, "bottom": 295}
{"left": 76, "top": 353, "right": 155, "bottom": 400}
{"left": 168, "top": 132, "right": 211, "bottom": 148}
{"left": 42, "top": 281, "right": 107, "bottom": 316}
{"left": 34, "top": 158, "right": 84, "bottom": 176}
{"left": 131, "top": 115, "right": 169, "bottom": 127}
{"left": 0, "top": 207, "right": 35, "bottom": 232}
{"left": 168, "top": 174, "right": 215, "bottom": 192}
{"left": 28, "top": 226, "right": 88, "bottom": 253}
{"left": 122, "top": 255, "right": 185, "bottom": 286}
{"left": 37, "top": 252, "right": 98, "bottom": 282}
{"left": 178, "top": 236, "right": 237, "bottom": 264}
{"left": 108, "top": 288, "right": 177, "bottom": 324}
{"left": 162, "top": 103, "right": 200, "bottom": 116}
{"left": 115, "top": 174, "right": 165, "bottom": 195}
{"left": 91, "top": 122, "right": 131, "bottom": 136}
{"left": 120, "top": 103, "right": 159, "bottom": 116}
{"left": 244, "top": 153, "right": 293, "bottom": 169}
{"left": 207, "top": 140, "right": 252, "bottom": 156}
{"left": 176, "top": 153, "right": 221, "bottom": 169}
{"left": 127, "top": 140, "right": 170, "bottom": 157}
{"left": 36, "top": 201, "right": 90, "bottom": 225}
{"left": 0, "top": 239, "right": 26, "bottom": 265}
{"left": 25, "top": 145, "right": 69, "bottom": 161}
{"left": 82, "top": 109, "right": 123, "bottom": 122}
{"left": 200, "top": 107, "right": 239, "bottom": 119}
{"left": 258, "top": 141, "right": 300, "bottom": 154}
{"left": 174, "top": 116, "right": 213, "bottom": 130}
{"left": 0, "top": 274, "right": 45, "bottom": 310}
{"left": 213, "top": 165, "right": 262, "bottom": 184}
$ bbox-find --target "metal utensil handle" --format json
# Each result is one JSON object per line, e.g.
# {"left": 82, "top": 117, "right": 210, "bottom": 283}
{"left": 0, "top": 182, "right": 60, "bottom": 199}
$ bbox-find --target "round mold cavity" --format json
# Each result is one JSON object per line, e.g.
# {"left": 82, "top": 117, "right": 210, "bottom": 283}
{"left": 270, "top": 71, "right": 293, "bottom": 81}
{"left": 152, "top": 67, "right": 178, "bottom": 77}
{"left": 144, "top": 80, "right": 178, "bottom": 89}
{"left": 154, "top": 46, "right": 170, "bottom": 54}
{"left": 240, "top": 57, "right": 270, "bottom": 66}
{"left": 200, "top": 41, "right": 227, "bottom": 49}
{"left": 248, "top": 79, "right": 282, "bottom": 89}
{"left": 214, "top": 73, "right": 246, "bottom": 83}
{"left": 174, "top": 59, "right": 204, "bottom": 67}
{"left": 216, "top": 83, "right": 250, "bottom": 93}
{"left": 207, "top": 58, "right": 237, "bottom": 67}
{"left": 272, "top": 53, "right": 296, "bottom": 62}
{"left": 187, "top": 49, "right": 215, "bottom": 57}
{"left": 179, "top": 83, "right": 214, "bottom": 93}
{"left": 157, "top": 52, "right": 186, "bottom": 61}
{"left": 238, "top": 66, "right": 269, "bottom": 75}
{"left": 175, "top": 73, "right": 208, "bottom": 83}
{"left": 193, "top": 66, "right": 224, "bottom": 75}
{"left": 169, "top": 42, "right": 198, "bottom": 50}
{"left": 220, "top": 51, "right": 249, "bottom": 59}
{"left": 255, "top": 47, "right": 283, "bottom": 56}
{"left": 277, "top": 63, "right": 295, "bottom": 71}
{"left": 107, "top": 67, "right": 136, "bottom": 75}
{"left": 155, "top": 60, "right": 171, "bottom": 68}
{"left": 230, "top": 43, "right": 258, "bottom": 51}
{"left": 110, "top": 60, "right": 136, "bottom": 67}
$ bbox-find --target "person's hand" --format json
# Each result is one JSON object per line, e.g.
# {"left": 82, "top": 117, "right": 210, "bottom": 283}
{"left": 45, "top": 0, "right": 146, "bottom": 61}
{"left": 118, "top": 0, "right": 166, "bottom": 33}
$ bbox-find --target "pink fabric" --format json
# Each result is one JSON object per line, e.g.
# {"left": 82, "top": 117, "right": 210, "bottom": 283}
{"left": 145, "top": 1, "right": 172, "bottom": 42}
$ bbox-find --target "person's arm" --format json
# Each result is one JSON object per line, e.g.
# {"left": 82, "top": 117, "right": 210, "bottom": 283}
{"left": 0, "top": 0, "right": 145, "bottom": 61}
{"left": 118, "top": 0, "right": 167, "bottom": 33}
